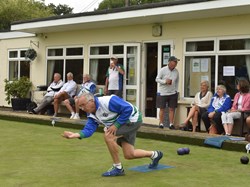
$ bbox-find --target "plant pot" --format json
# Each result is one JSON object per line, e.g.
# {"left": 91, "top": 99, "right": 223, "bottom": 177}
{"left": 11, "top": 98, "right": 31, "bottom": 111}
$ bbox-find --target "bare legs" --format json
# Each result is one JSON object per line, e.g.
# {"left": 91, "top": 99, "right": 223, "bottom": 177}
{"left": 159, "top": 108, "right": 165, "bottom": 125}
{"left": 104, "top": 131, "right": 152, "bottom": 165}
{"left": 182, "top": 105, "right": 199, "bottom": 132}
{"left": 53, "top": 91, "right": 69, "bottom": 116}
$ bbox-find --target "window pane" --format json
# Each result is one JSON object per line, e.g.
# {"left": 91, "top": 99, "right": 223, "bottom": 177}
{"left": 113, "top": 45, "right": 124, "bottom": 54}
{"left": 219, "top": 39, "right": 250, "bottom": 50}
{"left": 20, "top": 50, "right": 27, "bottom": 58}
{"left": 66, "top": 59, "right": 84, "bottom": 84}
{"left": 48, "top": 48, "right": 63, "bottom": 56}
{"left": 47, "top": 60, "right": 63, "bottom": 85}
{"left": 66, "top": 47, "right": 83, "bottom": 56}
{"left": 90, "top": 46, "right": 109, "bottom": 55}
{"left": 186, "top": 41, "right": 214, "bottom": 52}
{"left": 126, "top": 89, "right": 136, "bottom": 106}
{"left": 184, "top": 56, "right": 215, "bottom": 97}
{"left": 126, "top": 46, "right": 137, "bottom": 85}
{"left": 9, "top": 51, "right": 18, "bottom": 58}
{"left": 90, "top": 59, "right": 109, "bottom": 85}
{"left": 9, "top": 61, "right": 18, "bottom": 80}
{"left": 218, "top": 55, "right": 250, "bottom": 98}
{"left": 20, "top": 61, "right": 30, "bottom": 78}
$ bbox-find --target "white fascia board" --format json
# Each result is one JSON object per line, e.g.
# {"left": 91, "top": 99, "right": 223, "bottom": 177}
{"left": 11, "top": 0, "right": 250, "bottom": 32}
{"left": 0, "top": 32, "right": 35, "bottom": 39}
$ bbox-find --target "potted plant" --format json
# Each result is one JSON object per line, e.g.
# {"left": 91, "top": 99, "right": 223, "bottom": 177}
{"left": 4, "top": 76, "right": 32, "bottom": 110}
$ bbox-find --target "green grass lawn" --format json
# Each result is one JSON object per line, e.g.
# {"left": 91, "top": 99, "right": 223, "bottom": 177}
{"left": 0, "top": 119, "right": 249, "bottom": 187}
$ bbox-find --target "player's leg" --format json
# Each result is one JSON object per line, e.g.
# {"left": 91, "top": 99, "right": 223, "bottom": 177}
{"left": 118, "top": 122, "right": 163, "bottom": 168}
{"left": 102, "top": 130, "right": 123, "bottom": 177}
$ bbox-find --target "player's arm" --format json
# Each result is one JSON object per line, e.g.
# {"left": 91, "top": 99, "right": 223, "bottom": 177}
{"left": 108, "top": 95, "right": 133, "bottom": 128}
{"left": 62, "top": 131, "right": 80, "bottom": 139}
{"left": 62, "top": 118, "right": 98, "bottom": 139}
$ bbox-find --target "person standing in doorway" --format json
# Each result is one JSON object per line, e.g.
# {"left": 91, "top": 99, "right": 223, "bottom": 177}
{"left": 155, "top": 56, "right": 179, "bottom": 129}
{"left": 105, "top": 55, "right": 125, "bottom": 98}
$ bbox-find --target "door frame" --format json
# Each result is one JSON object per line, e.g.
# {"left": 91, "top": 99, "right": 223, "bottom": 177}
{"left": 123, "top": 43, "right": 141, "bottom": 108}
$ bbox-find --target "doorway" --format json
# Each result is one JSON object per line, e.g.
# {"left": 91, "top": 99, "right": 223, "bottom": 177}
{"left": 145, "top": 43, "right": 158, "bottom": 117}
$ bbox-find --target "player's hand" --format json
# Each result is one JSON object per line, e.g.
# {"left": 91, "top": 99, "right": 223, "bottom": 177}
{"left": 62, "top": 131, "right": 79, "bottom": 139}
{"left": 106, "top": 125, "right": 117, "bottom": 135}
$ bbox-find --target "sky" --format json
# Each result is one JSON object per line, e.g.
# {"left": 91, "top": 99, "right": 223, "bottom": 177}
{"left": 44, "top": 0, "right": 104, "bottom": 13}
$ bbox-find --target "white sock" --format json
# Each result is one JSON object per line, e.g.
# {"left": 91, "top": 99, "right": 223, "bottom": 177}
{"left": 71, "top": 112, "right": 75, "bottom": 115}
{"left": 169, "top": 123, "right": 173, "bottom": 126}
{"left": 151, "top": 151, "right": 158, "bottom": 159}
{"left": 75, "top": 113, "right": 79, "bottom": 116}
{"left": 113, "top": 163, "right": 122, "bottom": 169}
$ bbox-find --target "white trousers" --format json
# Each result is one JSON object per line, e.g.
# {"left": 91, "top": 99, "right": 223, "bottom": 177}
{"left": 221, "top": 111, "right": 241, "bottom": 124}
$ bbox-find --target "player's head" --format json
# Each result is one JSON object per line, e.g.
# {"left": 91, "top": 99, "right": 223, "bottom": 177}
{"left": 78, "top": 93, "right": 96, "bottom": 113}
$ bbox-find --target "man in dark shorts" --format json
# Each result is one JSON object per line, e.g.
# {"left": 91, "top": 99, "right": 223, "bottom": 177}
{"left": 155, "top": 56, "right": 179, "bottom": 129}
{"left": 62, "top": 93, "right": 163, "bottom": 177}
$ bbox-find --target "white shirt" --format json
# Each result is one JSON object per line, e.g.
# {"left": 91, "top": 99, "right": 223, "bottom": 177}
{"left": 45, "top": 80, "right": 64, "bottom": 97}
{"left": 57, "top": 79, "right": 77, "bottom": 97}
{"left": 237, "top": 94, "right": 243, "bottom": 110}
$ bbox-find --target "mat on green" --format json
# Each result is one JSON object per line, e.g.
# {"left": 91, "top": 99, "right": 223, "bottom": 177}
{"left": 129, "top": 164, "right": 174, "bottom": 173}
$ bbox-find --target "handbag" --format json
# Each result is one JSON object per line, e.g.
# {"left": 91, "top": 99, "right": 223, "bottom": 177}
{"left": 209, "top": 124, "right": 218, "bottom": 134}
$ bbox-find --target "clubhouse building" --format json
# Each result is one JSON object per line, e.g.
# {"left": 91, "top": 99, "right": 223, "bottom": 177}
{"left": 0, "top": 0, "right": 250, "bottom": 125}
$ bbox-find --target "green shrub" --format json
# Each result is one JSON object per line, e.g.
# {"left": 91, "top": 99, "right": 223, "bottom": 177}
{"left": 4, "top": 77, "right": 32, "bottom": 104}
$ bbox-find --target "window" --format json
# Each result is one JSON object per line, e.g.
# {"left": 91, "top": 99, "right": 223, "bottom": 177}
{"left": 184, "top": 56, "right": 215, "bottom": 97}
{"left": 184, "top": 37, "right": 250, "bottom": 98}
{"left": 219, "top": 38, "right": 250, "bottom": 50}
{"left": 8, "top": 49, "right": 30, "bottom": 80}
{"left": 218, "top": 55, "right": 250, "bottom": 97}
{"left": 186, "top": 41, "right": 214, "bottom": 52}
{"left": 89, "top": 45, "right": 124, "bottom": 85}
{"left": 46, "top": 46, "right": 84, "bottom": 85}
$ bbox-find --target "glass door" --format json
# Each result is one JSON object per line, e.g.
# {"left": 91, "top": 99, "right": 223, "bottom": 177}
{"left": 123, "top": 44, "right": 141, "bottom": 108}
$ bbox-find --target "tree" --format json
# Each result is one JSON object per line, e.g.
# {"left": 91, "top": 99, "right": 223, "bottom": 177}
{"left": 47, "top": 3, "right": 73, "bottom": 16}
{"left": 97, "top": 0, "right": 173, "bottom": 10}
{"left": 0, "top": 0, "right": 54, "bottom": 31}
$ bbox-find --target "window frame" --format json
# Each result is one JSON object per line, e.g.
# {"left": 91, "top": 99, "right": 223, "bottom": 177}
{"left": 8, "top": 48, "right": 30, "bottom": 80}
{"left": 46, "top": 45, "right": 84, "bottom": 84}
{"left": 88, "top": 43, "right": 125, "bottom": 85}
{"left": 183, "top": 35, "right": 250, "bottom": 99}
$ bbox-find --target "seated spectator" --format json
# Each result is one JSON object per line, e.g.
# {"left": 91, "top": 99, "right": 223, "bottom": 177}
{"left": 246, "top": 116, "right": 250, "bottom": 142}
{"left": 179, "top": 80, "right": 213, "bottom": 132}
{"left": 201, "top": 85, "right": 231, "bottom": 134}
{"left": 64, "top": 74, "right": 96, "bottom": 119}
{"left": 221, "top": 79, "right": 250, "bottom": 136}
{"left": 30, "top": 73, "right": 64, "bottom": 114}
{"left": 53, "top": 72, "right": 77, "bottom": 117}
